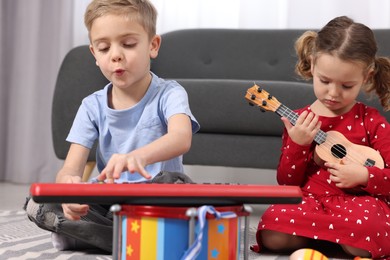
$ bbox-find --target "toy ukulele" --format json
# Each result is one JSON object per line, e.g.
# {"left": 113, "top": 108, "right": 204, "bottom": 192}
{"left": 245, "top": 84, "right": 384, "bottom": 169}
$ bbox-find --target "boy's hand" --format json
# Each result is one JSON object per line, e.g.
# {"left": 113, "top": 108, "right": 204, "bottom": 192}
{"left": 62, "top": 203, "right": 89, "bottom": 221}
{"left": 61, "top": 175, "right": 90, "bottom": 220}
{"left": 97, "top": 153, "right": 152, "bottom": 183}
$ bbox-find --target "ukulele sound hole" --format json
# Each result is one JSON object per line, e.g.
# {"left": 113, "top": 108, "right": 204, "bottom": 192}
{"left": 331, "top": 144, "right": 347, "bottom": 159}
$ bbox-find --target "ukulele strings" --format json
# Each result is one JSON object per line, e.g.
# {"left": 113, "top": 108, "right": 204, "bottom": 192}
{"left": 249, "top": 92, "right": 369, "bottom": 166}
{"left": 279, "top": 106, "right": 366, "bottom": 166}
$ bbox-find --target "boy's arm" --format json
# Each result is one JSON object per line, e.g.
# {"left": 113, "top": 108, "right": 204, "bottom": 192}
{"left": 99, "top": 113, "right": 192, "bottom": 181}
{"left": 56, "top": 143, "right": 91, "bottom": 220}
{"left": 56, "top": 143, "right": 90, "bottom": 184}
{"left": 141, "top": 113, "right": 192, "bottom": 164}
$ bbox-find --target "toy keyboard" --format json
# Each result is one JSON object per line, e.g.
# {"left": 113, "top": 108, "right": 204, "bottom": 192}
{"left": 30, "top": 183, "right": 302, "bottom": 206}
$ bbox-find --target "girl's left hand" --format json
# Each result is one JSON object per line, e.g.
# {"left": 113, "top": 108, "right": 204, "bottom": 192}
{"left": 325, "top": 158, "right": 369, "bottom": 188}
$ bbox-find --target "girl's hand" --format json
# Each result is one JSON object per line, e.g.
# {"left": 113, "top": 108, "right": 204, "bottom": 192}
{"left": 325, "top": 158, "right": 369, "bottom": 188}
{"left": 281, "top": 110, "right": 321, "bottom": 146}
{"left": 97, "top": 153, "right": 152, "bottom": 183}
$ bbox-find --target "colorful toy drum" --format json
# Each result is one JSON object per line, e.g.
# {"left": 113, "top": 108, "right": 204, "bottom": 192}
{"left": 111, "top": 204, "right": 251, "bottom": 260}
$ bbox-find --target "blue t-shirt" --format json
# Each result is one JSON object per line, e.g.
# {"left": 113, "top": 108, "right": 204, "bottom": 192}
{"left": 66, "top": 73, "right": 200, "bottom": 183}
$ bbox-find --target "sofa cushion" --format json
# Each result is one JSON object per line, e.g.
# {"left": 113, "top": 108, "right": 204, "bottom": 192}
{"left": 177, "top": 79, "right": 314, "bottom": 168}
{"left": 177, "top": 79, "right": 314, "bottom": 136}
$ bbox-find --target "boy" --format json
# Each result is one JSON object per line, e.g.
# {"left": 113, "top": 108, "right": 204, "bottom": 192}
{"left": 25, "top": 0, "right": 199, "bottom": 252}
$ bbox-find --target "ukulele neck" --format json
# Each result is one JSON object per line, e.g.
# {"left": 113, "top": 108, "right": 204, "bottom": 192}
{"left": 276, "top": 104, "right": 327, "bottom": 145}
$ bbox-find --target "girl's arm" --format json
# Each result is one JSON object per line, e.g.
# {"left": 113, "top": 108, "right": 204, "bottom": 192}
{"left": 277, "top": 109, "right": 320, "bottom": 186}
{"left": 361, "top": 108, "right": 390, "bottom": 195}
{"left": 277, "top": 130, "right": 313, "bottom": 185}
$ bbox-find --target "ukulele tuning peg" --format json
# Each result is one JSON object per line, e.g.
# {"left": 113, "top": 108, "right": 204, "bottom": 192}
{"left": 251, "top": 94, "right": 256, "bottom": 100}
{"left": 267, "top": 94, "right": 273, "bottom": 100}
{"left": 257, "top": 87, "right": 262, "bottom": 93}
{"left": 262, "top": 100, "right": 267, "bottom": 106}
{"left": 248, "top": 102, "right": 254, "bottom": 106}
{"left": 260, "top": 108, "right": 266, "bottom": 112}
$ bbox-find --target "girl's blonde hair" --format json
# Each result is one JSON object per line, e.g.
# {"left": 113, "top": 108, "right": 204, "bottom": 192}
{"left": 295, "top": 16, "right": 390, "bottom": 111}
{"left": 84, "top": 0, "right": 157, "bottom": 39}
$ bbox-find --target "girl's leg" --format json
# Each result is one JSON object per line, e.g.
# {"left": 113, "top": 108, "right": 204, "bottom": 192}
{"left": 341, "top": 244, "right": 371, "bottom": 258}
{"left": 260, "top": 229, "right": 311, "bottom": 252}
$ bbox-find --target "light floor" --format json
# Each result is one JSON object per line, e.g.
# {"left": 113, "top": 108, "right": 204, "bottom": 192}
{"left": 0, "top": 182, "right": 31, "bottom": 211}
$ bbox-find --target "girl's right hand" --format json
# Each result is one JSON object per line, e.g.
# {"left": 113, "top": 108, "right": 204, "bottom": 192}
{"left": 281, "top": 110, "right": 321, "bottom": 146}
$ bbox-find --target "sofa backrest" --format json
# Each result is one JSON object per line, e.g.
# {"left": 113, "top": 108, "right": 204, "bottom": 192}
{"left": 152, "top": 29, "right": 304, "bottom": 82}
{"left": 151, "top": 29, "right": 390, "bottom": 82}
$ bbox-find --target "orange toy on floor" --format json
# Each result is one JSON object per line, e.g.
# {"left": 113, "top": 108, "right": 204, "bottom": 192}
{"left": 290, "top": 249, "right": 328, "bottom": 260}
{"left": 289, "top": 249, "right": 373, "bottom": 260}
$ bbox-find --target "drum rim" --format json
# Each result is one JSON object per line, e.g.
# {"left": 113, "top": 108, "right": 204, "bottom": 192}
{"left": 117, "top": 205, "right": 246, "bottom": 219}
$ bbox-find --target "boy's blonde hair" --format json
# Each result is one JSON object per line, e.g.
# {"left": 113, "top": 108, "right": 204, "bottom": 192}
{"left": 84, "top": 0, "right": 157, "bottom": 39}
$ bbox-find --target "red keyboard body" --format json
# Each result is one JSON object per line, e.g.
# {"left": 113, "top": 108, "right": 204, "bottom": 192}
{"left": 30, "top": 183, "right": 302, "bottom": 206}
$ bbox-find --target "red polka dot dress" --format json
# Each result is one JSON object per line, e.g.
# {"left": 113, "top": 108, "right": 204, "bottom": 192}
{"left": 256, "top": 103, "right": 390, "bottom": 259}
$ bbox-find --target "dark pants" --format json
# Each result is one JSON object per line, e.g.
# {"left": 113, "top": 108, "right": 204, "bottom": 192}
{"left": 24, "top": 171, "right": 194, "bottom": 253}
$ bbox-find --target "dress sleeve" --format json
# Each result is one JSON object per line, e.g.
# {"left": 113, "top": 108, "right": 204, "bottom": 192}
{"left": 361, "top": 107, "right": 390, "bottom": 196}
{"left": 276, "top": 128, "right": 314, "bottom": 186}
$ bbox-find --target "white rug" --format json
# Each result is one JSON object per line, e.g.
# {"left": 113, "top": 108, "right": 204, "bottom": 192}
{"left": 0, "top": 210, "right": 281, "bottom": 260}
{"left": 0, "top": 210, "right": 112, "bottom": 260}
{"left": 0, "top": 210, "right": 349, "bottom": 260}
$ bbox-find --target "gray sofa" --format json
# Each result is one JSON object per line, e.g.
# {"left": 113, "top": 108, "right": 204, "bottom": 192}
{"left": 52, "top": 28, "right": 390, "bottom": 182}
{"left": 151, "top": 28, "right": 390, "bottom": 171}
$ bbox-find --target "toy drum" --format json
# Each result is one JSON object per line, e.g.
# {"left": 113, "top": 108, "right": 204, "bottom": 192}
{"left": 111, "top": 205, "right": 250, "bottom": 260}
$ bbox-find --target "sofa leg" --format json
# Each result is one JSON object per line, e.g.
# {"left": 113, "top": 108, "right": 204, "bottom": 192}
{"left": 82, "top": 161, "right": 96, "bottom": 182}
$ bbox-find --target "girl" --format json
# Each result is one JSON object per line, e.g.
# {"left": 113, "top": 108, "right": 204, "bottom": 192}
{"left": 255, "top": 16, "right": 390, "bottom": 259}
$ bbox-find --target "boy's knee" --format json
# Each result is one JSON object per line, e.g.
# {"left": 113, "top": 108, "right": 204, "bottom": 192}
{"left": 24, "top": 197, "right": 62, "bottom": 232}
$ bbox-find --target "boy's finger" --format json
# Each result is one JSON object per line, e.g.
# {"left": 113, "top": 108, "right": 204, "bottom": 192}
{"left": 136, "top": 162, "right": 151, "bottom": 179}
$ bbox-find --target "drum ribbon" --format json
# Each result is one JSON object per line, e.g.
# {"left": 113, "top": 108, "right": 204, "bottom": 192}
{"left": 181, "top": 205, "right": 237, "bottom": 260}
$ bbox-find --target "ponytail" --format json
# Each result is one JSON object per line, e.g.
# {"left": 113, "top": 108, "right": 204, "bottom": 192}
{"left": 295, "top": 31, "right": 317, "bottom": 80}
{"left": 366, "top": 57, "right": 390, "bottom": 111}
